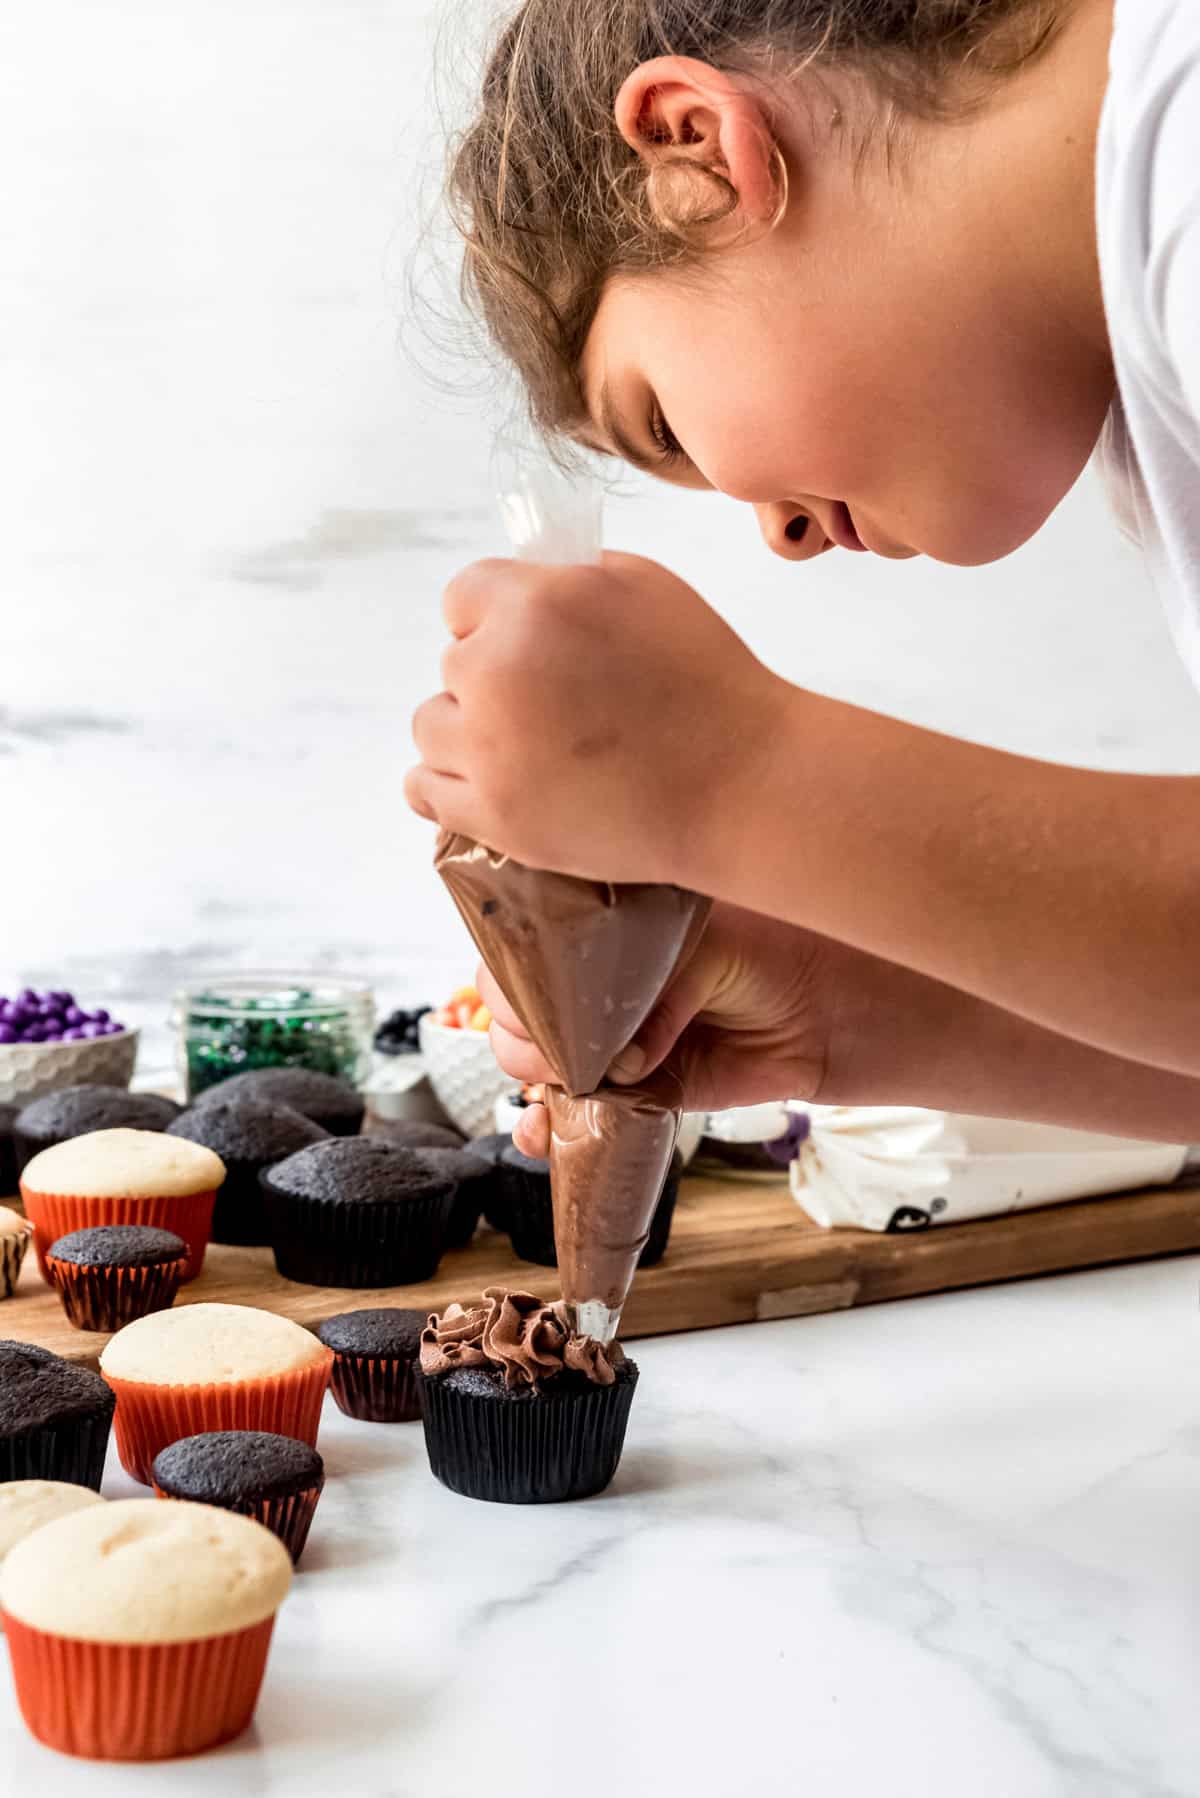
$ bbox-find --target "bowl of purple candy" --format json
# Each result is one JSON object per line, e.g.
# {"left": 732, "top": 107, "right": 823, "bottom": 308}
{"left": 0, "top": 988, "right": 138, "bottom": 1107}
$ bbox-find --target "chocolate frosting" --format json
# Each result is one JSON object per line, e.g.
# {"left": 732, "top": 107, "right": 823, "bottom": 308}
{"left": 434, "top": 832, "right": 710, "bottom": 1096}
{"left": 419, "top": 1288, "right": 624, "bottom": 1389}
{"left": 548, "top": 1085, "right": 679, "bottom": 1311}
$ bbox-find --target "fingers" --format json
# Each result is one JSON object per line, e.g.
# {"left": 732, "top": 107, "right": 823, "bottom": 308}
{"left": 607, "top": 933, "right": 721, "bottom": 1085}
{"left": 513, "top": 1101, "right": 550, "bottom": 1158}
{"left": 476, "top": 963, "right": 529, "bottom": 1040}
{"left": 403, "top": 763, "right": 480, "bottom": 836}
{"left": 488, "top": 1018, "right": 557, "bottom": 1085}
{"left": 411, "top": 692, "right": 463, "bottom": 773}
{"left": 442, "top": 558, "right": 514, "bottom": 639}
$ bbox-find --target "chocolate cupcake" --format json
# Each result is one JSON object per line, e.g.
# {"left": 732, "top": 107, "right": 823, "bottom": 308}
{"left": 500, "top": 1145, "right": 680, "bottom": 1269}
{"left": 198, "top": 1068, "right": 364, "bottom": 1138}
{"left": 361, "top": 1118, "right": 464, "bottom": 1151}
{"left": 0, "top": 1208, "right": 33, "bottom": 1299}
{"left": 261, "top": 1139, "right": 456, "bottom": 1287}
{"left": 0, "top": 1104, "right": 18, "bottom": 1196}
{"left": 13, "top": 1085, "right": 181, "bottom": 1175}
{"left": 152, "top": 1431, "right": 325, "bottom": 1564}
{"left": 414, "top": 1147, "right": 492, "bottom": 1249}
{"left": 465, "top": 1132, "right": 514, "bottom": 1231}
{"left": 0, "top": 1340, "right": 116, "bottom": 1488}
{"left": 317, "top": 1308, "right": 426, "bottom": 1421}
{"left": 45, "top": 1225, "right": 189, "bottom": 1332}
{"left": 167, "top": 1099, "right": 328, "bottom": 1245}
{"left": 419, "top": 1289, "right": 638, "bottom": 1504}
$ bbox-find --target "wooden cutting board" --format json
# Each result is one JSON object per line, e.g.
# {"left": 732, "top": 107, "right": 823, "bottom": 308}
{"left": 4, "top": 1172, "right": 1200, "bottom": 1367}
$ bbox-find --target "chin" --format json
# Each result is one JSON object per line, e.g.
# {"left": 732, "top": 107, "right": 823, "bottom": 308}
{"left": 921, "top": 489, "right": 1066, "bottom": 567}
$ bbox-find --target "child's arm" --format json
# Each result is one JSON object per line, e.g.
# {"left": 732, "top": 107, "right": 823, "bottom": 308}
{"left": 484, "top": 905, "right": 1200, "bottom": 1155}
{"left": 408, "top": 552, "right": 1200, "bottom": 1079}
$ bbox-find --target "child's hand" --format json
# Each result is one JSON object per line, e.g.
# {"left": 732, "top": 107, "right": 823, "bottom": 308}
{"left": 482, "top": 902, "right": 839, "bottom": 1157}
{"left": 406, "top": 552, "right": 786, "bottom": 885}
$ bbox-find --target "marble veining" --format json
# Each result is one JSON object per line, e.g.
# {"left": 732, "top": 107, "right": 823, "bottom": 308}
{"left": 2, "top": 1255, "right": 1197, "bottom": 1795}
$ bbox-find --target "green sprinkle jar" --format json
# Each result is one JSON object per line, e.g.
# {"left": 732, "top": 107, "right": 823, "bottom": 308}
{"left": 173, "top": 973, "right": 375, "bottom": 1103}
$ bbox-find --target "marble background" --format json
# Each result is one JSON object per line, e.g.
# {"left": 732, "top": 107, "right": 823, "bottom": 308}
{"left": 3, "top": 0, "right": 1199, "bottom": 1076}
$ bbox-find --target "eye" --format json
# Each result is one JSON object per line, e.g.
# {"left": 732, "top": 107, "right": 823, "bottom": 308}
{"left": 649, "top": 402, "right": 685, "bottom": 465}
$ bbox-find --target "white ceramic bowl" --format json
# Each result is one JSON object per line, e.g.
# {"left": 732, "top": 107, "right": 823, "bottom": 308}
{"left": 0, "top": 1027, "right": 140, "bottom": 1110}
{"left": 417, "top": 1016, "right": 514, "bottom": 1140}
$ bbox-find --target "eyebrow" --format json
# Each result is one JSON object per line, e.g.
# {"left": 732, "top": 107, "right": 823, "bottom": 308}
{"left": 589, "top": 380, "right": 660, "bottom": 474}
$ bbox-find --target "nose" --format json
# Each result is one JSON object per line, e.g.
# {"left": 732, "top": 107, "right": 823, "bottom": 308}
{"left": 753, "top": 500, "right": 829, "bottom": 561}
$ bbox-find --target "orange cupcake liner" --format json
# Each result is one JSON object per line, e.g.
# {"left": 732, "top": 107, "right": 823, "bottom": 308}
{"left": 19, "top": 1187, "right": 217, "bottom": 1284}
{"left": 2, "top": 1611, "right": 276, "bottom": 1760}
{"left": 103, "top": 1350, "right": 333, "bottom": 1485}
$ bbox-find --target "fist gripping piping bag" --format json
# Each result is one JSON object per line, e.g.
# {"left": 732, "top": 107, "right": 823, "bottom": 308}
{"left": 434, "top": 438, "right": 710, "bottom": 1341}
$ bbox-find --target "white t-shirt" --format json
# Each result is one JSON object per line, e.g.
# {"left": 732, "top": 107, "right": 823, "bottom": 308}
{"left": 1095, "top": 0, "right": 1200, "bottom": 682}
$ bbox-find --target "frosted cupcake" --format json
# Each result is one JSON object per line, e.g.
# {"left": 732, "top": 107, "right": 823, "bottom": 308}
{"left": 20, "top": 1128, "right": 224, "bottom": 1282}
{"left": 0, "top": 1498, "right": 291, "bottom": 1760}
{"left": 0, "top": 1206, "right": 33, "bottom": 1299}
{"left": 99, "top": 1302, "right": 332, "bottom": 1484}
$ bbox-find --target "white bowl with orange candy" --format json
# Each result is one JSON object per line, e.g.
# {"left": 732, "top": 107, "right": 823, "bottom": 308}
{"left": 417, "top": 985, "right": 514, "bottom": 1138}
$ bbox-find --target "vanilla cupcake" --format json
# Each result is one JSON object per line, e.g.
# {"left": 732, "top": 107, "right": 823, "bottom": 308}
{"left": 0, "top": 1481, "right": 105, "bottom": 1628}
{"left": 0, "top": 1206, "right": 33, "bottom": 1299}
{"left": 20, "top": 1128, "right": 224, "bottom": 1283}
{"left": 100, "top": 1302, "right": 332, "bottom": 1484}
{"left": 0, "top": 1498, "right": 291, "bottom": 1760}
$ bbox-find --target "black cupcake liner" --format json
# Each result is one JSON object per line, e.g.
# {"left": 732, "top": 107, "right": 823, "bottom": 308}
{"left": 1, "top": 1225, "right": 31, "bottom": 1298}
{"left": 209, "top": 1157, "right": 274, "bottom": 1247}
{"left": 153, "top": 1479, "right": 324, "bottom": 1565}
{"left": 1, "top": 1402, "right": 115, "bottom": 1490}
{"left": 505, "top": 1162, "right": 680, "bottom": 1271}
{"left": 419, "top": 1366, "right": 638, "bottom": 1504}
{"left": 445, "top": 1183, "right": 482, "bottom": 1252}
{"left": 260, "top": 1175, "right": 455, "bottom": 1287}
{"left": 329, "top": 1351, "right": 422, "bottom": 1423}
{"left": 44, "top": 1255, "right": 186, "bottom": 1332}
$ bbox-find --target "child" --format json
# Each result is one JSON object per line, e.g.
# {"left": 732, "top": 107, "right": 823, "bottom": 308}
{"left": 406, "top": 0, "right": 1200, "bottom": 1155}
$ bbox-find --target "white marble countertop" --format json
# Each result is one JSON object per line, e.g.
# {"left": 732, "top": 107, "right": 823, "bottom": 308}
{"left": 3, "top": 1254, "right": 1198, "bottom": 1796}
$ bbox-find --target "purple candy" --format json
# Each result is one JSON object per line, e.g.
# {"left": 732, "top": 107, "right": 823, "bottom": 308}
{"left": 17, "top": 988, "right": 38, "bottom": 1007}
{"left": 63, "top": 1005, "right": 85, "bottom": 1026}
{"left": 91, "top": 1008, "right": 111, "bottom": 1025}
{"left": 41, "top": 1026, "right": 64, "bottom": 1042}
{"left": 61, "top": 1026, "right": 84, "bottom": 1041}
{"left": 24, "top": 1023, "right": 46, "bottom": 1043}
{"left": 80, "top": 1022, "right": 103, "bottom": 1039}
{"left": 0, "top": 1023, "right": 16, "bottom": 1045}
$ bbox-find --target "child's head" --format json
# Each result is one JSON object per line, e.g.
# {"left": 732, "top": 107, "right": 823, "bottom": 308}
{"left": 449, "top": 0, "right": 1115, "bottom": 566}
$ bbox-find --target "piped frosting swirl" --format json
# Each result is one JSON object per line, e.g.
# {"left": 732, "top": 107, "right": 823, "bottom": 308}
{"left": 419, "top": 1288, "right": 624, "bottom": 1389}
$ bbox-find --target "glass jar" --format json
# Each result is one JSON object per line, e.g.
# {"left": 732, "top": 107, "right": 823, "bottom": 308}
{"left": 172, "top": 973, "right": 375, "bottom": 1102}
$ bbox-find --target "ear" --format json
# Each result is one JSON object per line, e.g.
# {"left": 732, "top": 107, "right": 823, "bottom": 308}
{"left": 614, "top": 55, "right": 780, "bottom": 224}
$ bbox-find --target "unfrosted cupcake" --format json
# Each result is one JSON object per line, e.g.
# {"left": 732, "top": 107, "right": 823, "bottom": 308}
{"left": 0, "top": 1340, "right": 115, "bottom": 1488}
{"left": 44, "top": 1225, "right": 189, "bottom": 1332}
{"left": 99, "top": 1302, "right": 332, "bottom": 1484}
{"left": 318, "top": 1307, "right": 426, "bottom": 1422}
{"left": 20, "top": 1128, "right": 224, "bottom": 1282}
{"left": 418, "top": 1288, "right": 638, "bottom": 1505}
{"left": 261, "top": 1138, "right": 455, "bottom": 1287}
{"left": 414, "top": 1145, "right": 492, "bottom": 1249}
{"left": 153, "top": 1431, "right": 324, "bottom": 1565}
{"left": 167, "top": 1098, "right": 328, "bottom": 1246}
{"left": 0, "top": 1206, "right": 33, "bottom": 1299}
{"left": 0, "top": 1482, "right": 106, "bottom": 1630}
{"left": 13, "top": 1085, "right": 181, "bottom": 1175}
{"left": 465, "top": 1131, "right": 514, "bottom": 1231}
{"left": 0, "top": 1498, "right": 292, "bottom": 1760}
{"left": 198, "top": 1067, "right": 364, "bottom": 1137}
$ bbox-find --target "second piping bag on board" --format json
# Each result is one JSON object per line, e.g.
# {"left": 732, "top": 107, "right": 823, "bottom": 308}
{"left": 435, "top": 434, "right": 711, "bottom": 1342}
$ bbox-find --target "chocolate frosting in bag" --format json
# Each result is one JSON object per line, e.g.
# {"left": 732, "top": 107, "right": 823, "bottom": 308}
{"left": 434, "top": 832, "right": 710, "bottom": 1096}
{"left": 548, "top": 1085, "right": 679, "bottom": 1313}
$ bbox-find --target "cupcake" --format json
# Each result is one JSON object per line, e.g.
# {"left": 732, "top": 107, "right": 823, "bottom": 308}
{"left": 0, "top": 1103, "right": 18, "bottom": 1196}
{"left": 198, "top": 1067, "right": 364, "bottom": 1137}
{"left": 13, "top": 1084, "right": 180, "bottom": 1176}
{"left": 500, "top": 1144, "right": 681, "bottom": 1269}
{"left": 167, "top": 1098, "right": 328, "bottom": 1246}
{"left": 466, "top": 1131, "right": 514, "bottom": 1230}
{"left": 0, "top": 1340, "right": 115, "bottom": 1488}
{"left": 99, "top": 1302, "right": 332, "bottom": 1485}
{"left": 0, "top": 1498, "right": 291, "bottom": 1760}
{"left": 152, "top": 1430, "right": 324, "bottom": 1565}
{"left": 418, "top": 1288, "right": 638, "bottom": 1505}
{"left": 317, "top": 1308, "right": 427, "bottom": 1422}
{"left": 361, "top": 1117, "right": 464, "bottom": 1150}
{"left": 20, "top": 1128, "right": 224, "bottom": 1283}
{"left": 44, "top": 1225, "right": 189, "bottom": 1332}
{"left": 414, "top": 1145, "right": 492, "bottom": 1248}
{"left": 0, "top": 1206, "right": 33, "bottom": 1298}
{"left": 260, "top": 1139, "right": 455, "bottom": 1287}
{"left": 0, "top": 1481, "right": 105, "bottom": 1586}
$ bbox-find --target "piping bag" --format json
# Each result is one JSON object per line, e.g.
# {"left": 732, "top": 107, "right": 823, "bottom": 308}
{"left": 435, "top": 435, "right": 711, "bottom": 1342}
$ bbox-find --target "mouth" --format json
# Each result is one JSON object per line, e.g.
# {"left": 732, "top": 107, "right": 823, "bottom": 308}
{"left": 828, "top": 501, "right": 868, "bottom": 553}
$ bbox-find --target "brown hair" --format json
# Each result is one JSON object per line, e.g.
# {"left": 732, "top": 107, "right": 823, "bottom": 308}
{"left": 447, "top": 1, "right": 1063, "bottom": 439}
